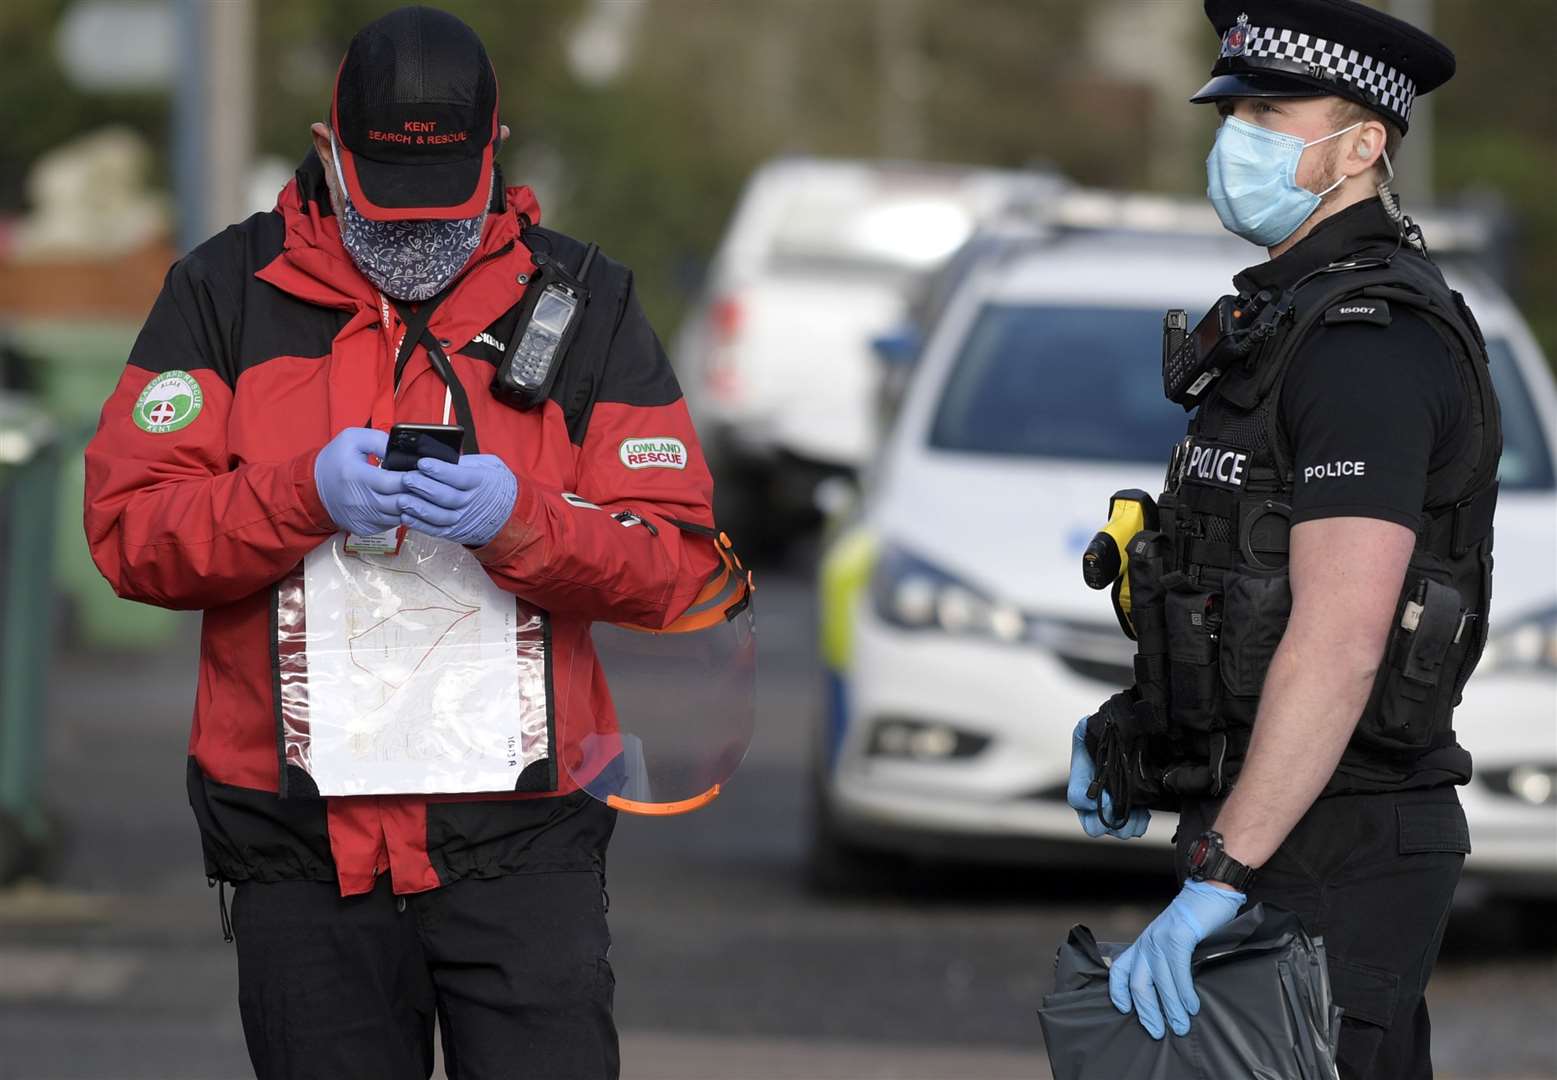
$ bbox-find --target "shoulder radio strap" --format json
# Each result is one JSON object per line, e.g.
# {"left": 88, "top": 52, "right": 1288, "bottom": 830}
{"left": 389, "top": 295, "right": 482, "bottom": 453}
{"left": 518, "top": 222, "right": 629, "bottom": 445}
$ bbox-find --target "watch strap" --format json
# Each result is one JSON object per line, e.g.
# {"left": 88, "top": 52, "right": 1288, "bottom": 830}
{"left": 1189, "top": 829, "right": 1258, "bottom": 891}
{"left": 1203, "top": 848, "right": 1257, "bottom": 891}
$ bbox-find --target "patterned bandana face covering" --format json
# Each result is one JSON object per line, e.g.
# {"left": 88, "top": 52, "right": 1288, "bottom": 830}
{"left": 331, "top": 135, "right": 490, "bottom": 302}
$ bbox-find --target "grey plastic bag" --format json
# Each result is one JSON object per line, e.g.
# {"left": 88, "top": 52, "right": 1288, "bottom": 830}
{"left": 1040, "top": 904, "right": 1342, "bottom": 1080}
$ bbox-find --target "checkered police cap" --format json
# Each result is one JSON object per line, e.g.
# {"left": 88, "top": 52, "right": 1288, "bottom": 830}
{"left": 1240, "top": 22, "right": 1417, "bottom": 121}
{"left": 1191, "top": 0, "right": 1456, "bottom": 133}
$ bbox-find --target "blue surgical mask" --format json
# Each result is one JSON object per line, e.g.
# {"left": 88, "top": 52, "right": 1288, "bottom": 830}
{"left": 1206, "top": 116, "right": 1361, "bottom": 248}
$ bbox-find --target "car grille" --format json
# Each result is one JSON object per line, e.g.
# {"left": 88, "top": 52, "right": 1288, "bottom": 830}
{"left": 1056, "top": 654, "right": 1134, "bottom": 688}
{"left": 1028, "top": 617, "right": 1137, "bottom": 689}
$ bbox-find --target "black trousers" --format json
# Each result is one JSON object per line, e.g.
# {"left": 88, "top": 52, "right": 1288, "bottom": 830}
{"left": 230, "top": 871, "right": 617, "bottom": 1080}
{"left": 1177, "top": 786, "right": 1470, "bottom": 1080}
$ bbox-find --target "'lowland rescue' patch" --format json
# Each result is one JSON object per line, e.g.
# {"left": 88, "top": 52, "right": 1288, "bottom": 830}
{"left": 620, "top": 437, "right": 688, "bottom": 470}
{"left": 133, "top": 370, "right": 205, "bottom": 433}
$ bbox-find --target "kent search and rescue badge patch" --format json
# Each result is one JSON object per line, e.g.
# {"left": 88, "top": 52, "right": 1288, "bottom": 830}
{"left": 620, "top": 437, "right": 687, "bottom": 470}
{"left": 132, "top": 370, "right": 205, "bottom": 433}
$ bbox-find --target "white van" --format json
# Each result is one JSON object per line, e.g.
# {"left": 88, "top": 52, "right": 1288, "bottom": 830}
{"left": 674, "top": 157, "right": 1060, "bottom": 549}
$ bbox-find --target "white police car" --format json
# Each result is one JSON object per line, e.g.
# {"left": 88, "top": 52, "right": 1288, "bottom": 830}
{"left": 813, "top": 220, "right": 1557, "bottom": 894}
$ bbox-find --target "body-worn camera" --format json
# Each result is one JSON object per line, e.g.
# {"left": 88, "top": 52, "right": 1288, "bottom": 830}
{"left": 1161, "top": 289, "right": 1276, "bottom": 409}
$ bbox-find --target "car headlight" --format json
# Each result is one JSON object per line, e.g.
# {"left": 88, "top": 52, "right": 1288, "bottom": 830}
{"left": 1478, "top": 606, "right": 1557, "bottom": 674}
{"left": 869, "top": 545, "right": 1027, "bottom": 642}
{"left": 1480, "top": 764, "right": 1557, "bottom": 806}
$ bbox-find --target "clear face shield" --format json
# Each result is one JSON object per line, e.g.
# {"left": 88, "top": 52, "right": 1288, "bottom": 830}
{"left": 562, "top": 526, "right": 755, "bottom": 815}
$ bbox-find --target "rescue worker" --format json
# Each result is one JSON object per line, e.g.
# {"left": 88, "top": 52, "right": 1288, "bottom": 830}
{"left": 82, "top": 7, "right": 721, "bottom": 1078}
{"left": 1065, "top": 2, "right": 1500, "bottom": 1075}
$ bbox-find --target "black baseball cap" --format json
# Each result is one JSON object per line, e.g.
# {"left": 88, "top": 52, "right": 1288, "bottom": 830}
{"left": 1190, "top": 0, "right": 1455, "bottom": 133}
{"left": 330, "top": 6, "right": 499, "bottom": 221}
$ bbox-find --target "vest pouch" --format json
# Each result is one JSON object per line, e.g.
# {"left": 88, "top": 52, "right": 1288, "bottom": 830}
{"left": 1356, "top": 575, "right": 1464, "bottom": 755}
{"left": 1450, "top": 544, "right": 1494, "bottom": 706}
{"left": 1219, "top": 571, "right": 1291, "bottom": 699}
{"left": 1166, "top": 588, "right": 1221, "bottom": 734}
{"left": 1084, "top": 689, "right": 1177, "bottom": 819}
{"left": 1124, "top": 531, "right": 1172, "bottom": 733}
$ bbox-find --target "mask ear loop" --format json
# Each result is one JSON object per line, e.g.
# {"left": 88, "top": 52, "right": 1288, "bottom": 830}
{"left": 1307, "top": 120, "right": 1365, "bottom": 200}
{"left": 1315, "top": 173, "right": 1348, "bottom": 199}
{"left": 329, "top": 131, "right": 350, "bottom": 208}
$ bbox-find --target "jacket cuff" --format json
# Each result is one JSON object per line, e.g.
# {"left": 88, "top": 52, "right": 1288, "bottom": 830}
{"left": 474, "top": 479, "right": 543, "bottom": 568}
{"left": 290, "top": 448, "right": 336, "bottom": 534}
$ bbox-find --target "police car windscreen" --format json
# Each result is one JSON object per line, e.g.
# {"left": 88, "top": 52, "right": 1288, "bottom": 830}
{"left": 1485, "top": 339, "right": 1555, "bottom": 491}
{"left": 929, "top": 304, "right": 1186, "bottom": 464}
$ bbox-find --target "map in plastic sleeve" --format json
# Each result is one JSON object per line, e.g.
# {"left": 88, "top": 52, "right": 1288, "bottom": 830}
{"left": 276, "top": 532, "right": 552, "bottom": 795}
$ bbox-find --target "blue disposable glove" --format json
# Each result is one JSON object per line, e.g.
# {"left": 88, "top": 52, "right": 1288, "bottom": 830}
{"left": 1109, "top": 880, "right": 1246, "bottom": 1039}
{"left": 1067, "top": 717, "right": 1150, "bottom": 839}
{"left": 314, "top": 427, "right": 407, "bottom": 537}
{"left": 398, "top": 454, "right": 519, "bottom": 547}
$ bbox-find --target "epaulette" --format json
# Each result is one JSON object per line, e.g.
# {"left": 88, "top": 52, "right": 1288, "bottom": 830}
{"left": 1322, "top": 299, "right": 1392, "bottom": 327}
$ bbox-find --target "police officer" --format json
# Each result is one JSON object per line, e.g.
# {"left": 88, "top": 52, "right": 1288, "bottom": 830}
{"left": 1066, "top": 2, "right": 1500, "bottom": 1075}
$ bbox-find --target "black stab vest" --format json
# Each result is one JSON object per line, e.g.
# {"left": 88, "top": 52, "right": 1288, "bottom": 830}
{"left": 1123, "top": 248, "right": 1502, "bottom": 805}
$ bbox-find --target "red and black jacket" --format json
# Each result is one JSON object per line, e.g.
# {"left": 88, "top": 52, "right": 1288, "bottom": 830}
{"left": 84, "top": 152, "right": 719, "bottom": 895}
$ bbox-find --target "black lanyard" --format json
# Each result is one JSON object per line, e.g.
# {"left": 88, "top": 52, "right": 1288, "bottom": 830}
{"left": 389, "top": 294, "right": 480, "bottom": 453}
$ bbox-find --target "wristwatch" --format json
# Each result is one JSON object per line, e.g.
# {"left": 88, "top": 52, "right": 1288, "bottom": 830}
{"left": 1186, "top": 830, "right": 1258, "bottom": 891}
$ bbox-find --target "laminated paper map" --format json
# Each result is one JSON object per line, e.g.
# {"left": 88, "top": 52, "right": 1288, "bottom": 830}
{"left": 279, "top": 532, "right": 551, "bottom": 795}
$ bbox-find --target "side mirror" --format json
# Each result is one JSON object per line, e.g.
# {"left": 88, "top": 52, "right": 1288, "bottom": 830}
{"left": 870, "top": 325, "right": 922, "bottom": 369}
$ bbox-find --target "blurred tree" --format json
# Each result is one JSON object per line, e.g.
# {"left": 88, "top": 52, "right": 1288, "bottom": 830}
{"left": 253, "top": 1, "right": 579, "bottom": 167}
{"left": 1, "top": 0, "right": 1551, "bottom": 358}
{"left": 1434, "top": 0, "right": 1557, "bottom": 354}
{"left": 0, "top": 0, "right": 167, "bottom": 210}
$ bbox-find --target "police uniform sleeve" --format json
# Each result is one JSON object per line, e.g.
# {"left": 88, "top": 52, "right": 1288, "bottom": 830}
{"left": 474, "top": 271, "right": 721, "bottom": 628}
{"left": 83, "top": 251, "right": 335, "bottom": 610}
{"left": 1281, "top": 309, "right": 1463, "bottom": 531}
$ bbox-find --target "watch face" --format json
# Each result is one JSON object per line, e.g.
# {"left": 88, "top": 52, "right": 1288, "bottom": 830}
{"left": 1190, "top": 836, "right": 1212, "bottom": 868}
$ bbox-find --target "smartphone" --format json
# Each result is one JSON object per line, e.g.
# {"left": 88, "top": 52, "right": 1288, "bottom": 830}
{"left": 381, "top": 423, "right": 464, "bottom": 471}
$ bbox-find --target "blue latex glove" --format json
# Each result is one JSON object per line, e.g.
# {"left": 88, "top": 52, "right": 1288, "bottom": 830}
{"left": 1109, "top": 880, "right": 1246, "bottom": 1039}
{"left": 398, "top": 454, "right": 518, "bottom": 547}
{"left": 313, "top": 427, "right": 406, "bottom": 537}
{"left": 1066, "top": 718, "right": 1150, "bottom": 839}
